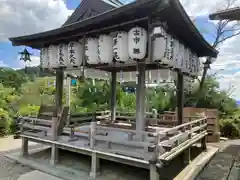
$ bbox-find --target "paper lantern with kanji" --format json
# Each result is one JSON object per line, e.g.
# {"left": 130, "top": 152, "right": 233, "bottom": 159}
{"left": 179, "top": 43, "right": 185, "bottom": 72}
{"left": 85, "top": 38, "right": 99, "bottom": 64}
{"left": 128, "top": 27, "right": 147, "bottom": 60}
{"left": 159, "top": 34, "right": 173, "bottom": 66}
{"left": 194, "top": 55, "right": 201, "bottom": 77}
{"left": 189, "top": 51, "right": 197, "bottom": 76}
{"left": 48, "top": 45, "right": 58, "bottom": 68}
{"left": 40, "top": 48, "right": 49, "bottom": 69}
{"left": 113, "top": 31, "right": 129, "bottom": 63}
{"left": 58, "top": 44, "right": 68, "bottom": 68}
{"left": 68, "top": 41, "right": 83, "bottom": 67}
{"left": 183, "top": 47, "right": 190, "bottom": 73}
{"left": 183, "top": 76, "right": 192, "bottom": 91}
{"left": 98, "top": 35, "right": 113, "bottom": 64}
{"left": 159, "top": 69, "right": 171, "bottom": 82}
{"left": 152, "top": 34, "right": 167, "bottom": 63}
{"left": 172, "top": 39, "right": 181, "bottom": 69}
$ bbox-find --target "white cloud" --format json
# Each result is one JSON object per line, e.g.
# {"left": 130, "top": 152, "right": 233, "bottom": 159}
{"left": 179, "top": 0, "right": 240, "bottom": 100}
{"left": 0, "top": 0, "right": 73, "bottom": 41}
{"left": 0, "top": 60, "right": 9, "bottom": 67}
{"left": 181, "top": 0, "right": 240, "bottom": 17}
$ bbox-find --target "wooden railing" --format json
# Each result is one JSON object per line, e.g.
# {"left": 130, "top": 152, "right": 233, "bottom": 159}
{"left": 19, "top": 112, "right": 208, "bottom": 163}
{"left": 87, "top": 116, "right": 208, "bottom": 161}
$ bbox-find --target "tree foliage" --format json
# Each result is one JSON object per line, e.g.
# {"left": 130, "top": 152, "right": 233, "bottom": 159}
{"left": 0, "top": 67, "right": 238, "bottom": 137}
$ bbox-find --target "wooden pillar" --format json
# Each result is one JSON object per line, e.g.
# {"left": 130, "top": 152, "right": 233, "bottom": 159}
{"left": 136, "top": 63, "right": 146, "bottom": 141}
{"left": 149, "top": 164, "right": 160, "bottom": 180}
{"left": 20, "top": 137, "right": 28, "bottom": 157}
{"left": 110, "top": 71, "right": 117, "bottom": 122}
{"left": 89, "top": 151, "right": 100, "bottom": 179}
{"left": 50, "top": 68, "right": 64, "bottom": 165}
{"left": 176, "top": 71, "right": 184, "bottom": 125}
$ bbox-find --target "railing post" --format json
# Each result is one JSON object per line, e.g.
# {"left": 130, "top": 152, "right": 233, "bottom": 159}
{"left": 201, "top": 117, "right": 207, "bottom": 151}
{"left": 90, "top": 113, "right": 97, "bottom": 149}
{"left": 149, "top": 133, "right": 160, "bottom": 179}
{"left": 89, "top": 113, "right": 100, "bottom": 179}
{"left": 20, "top": 119, "right": 28, "bottom": 157}
{"left": 50, "top": 116, "right": 59, "bottom": 165}
{"left": 20, "top": 137, "right": 28, "bottom": 157}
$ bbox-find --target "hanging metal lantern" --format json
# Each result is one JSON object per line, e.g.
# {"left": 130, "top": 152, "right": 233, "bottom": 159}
{"left": 48, "top": 45, "right": 58, "bottom": 68}
{"left": 68, "top": 41, "right": 83, "bottom": 68}
{"left": 19, "top": 48, "right": 32, "bottom": 63}
{"left": 58, "top": 44, "right": 68, "bottom": 68}
{"left": 113, "top": 31, "right": 129, "bottom": 63}
{"left": 98, "top": 35, "right": 113, "bottom": 64}
{"left": 128, "top": 27, "right": 147, "bottom": 61}
{"left": 85, "top": 38, "right": 99, "bottom": 64}
{"left": 40, "top": 48, "right": 49, "bottom": 69}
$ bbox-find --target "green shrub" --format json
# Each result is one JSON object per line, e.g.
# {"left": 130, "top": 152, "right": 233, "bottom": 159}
{"left": 219, "top": 119, "right": 240, "bottom": 139}
{"left": 17, "top": 105, "right": 40, "bottom": 117}
{"left": 0, "top": 108, "right": 12, "bottom": 136}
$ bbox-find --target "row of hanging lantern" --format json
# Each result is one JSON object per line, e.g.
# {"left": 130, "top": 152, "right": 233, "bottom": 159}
{"left": 40, "top": 27, "right": 147, "bottom": 69}
{"left": 40, "top": 26, "right": 201, "bottom": 77}
{"left": 152, "top": 26, "right": 201, "bottom": 77}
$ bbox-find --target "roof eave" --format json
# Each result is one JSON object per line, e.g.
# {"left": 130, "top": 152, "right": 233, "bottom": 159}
{"left": 8, "top": 0, "right": 218, "bottom": 58}
{"left": 171, "top": 0, "right": 218, "bottom": 57}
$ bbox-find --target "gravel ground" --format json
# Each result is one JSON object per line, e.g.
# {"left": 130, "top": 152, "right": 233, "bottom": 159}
{"left": 0, "top": 136, "right": 40, "bottom": 180}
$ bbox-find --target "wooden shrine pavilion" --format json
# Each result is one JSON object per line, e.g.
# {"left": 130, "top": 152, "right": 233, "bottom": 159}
{"left": 9, "top": 0, "right": 218, "bottom": 179}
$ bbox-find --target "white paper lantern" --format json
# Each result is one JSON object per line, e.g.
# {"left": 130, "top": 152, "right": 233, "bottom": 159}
{"left": 58, "top": 44, "right": 68, "bottom": 68}
{"left": 48, "top": 45, "right": 58, "bottom": 68}
{"left": 128, "top": 27, "right": 147, "bottom": 60}
{"left": 68, "top": 41, "right": 83, "bottom": 67}
{"left": 40, "top": 48, "right": 49, "bottom": 69}
{"left": 113, "top": 31, "right": 129, "bottom": 63}
{"left": 173, "top": 39, "right": 181, "bottom": 69}
{"left": 152, "top": 35, "right": 167, "bottom": 62}
{"left": 159, "top": 34, "right": 173, "bottom": 67}
{"left": 181, "top": 46, "right": 190, "bottom": 73}
{"left": 188, "top": 51, "right": 193, "bottom": 75}
{"left": 159, "top": 69, "right": 171, "bottom": 82}
{"left": 85, "top": 38, "right": 99, "bottom": 64}
{"left": 184, "top": 76, "right": 192, "bottom": 91}
{"left": 98, "top": 35, "right": 113, "bottom": 64}
{"left": 195, "top": 55, "right": 201, "bottom": 76}
{"left": 192, "top": 78, "right": 200, "bottom": 93}
{"left": 179, "top": 43, "right": 185, "bottom": 72}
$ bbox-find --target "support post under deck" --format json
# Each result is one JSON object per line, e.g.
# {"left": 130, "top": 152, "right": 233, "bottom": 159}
{"left": 50, "top": 68, "right": 64, "bottom": 165}
{"left": 150, "top": 164, "right": 160, "bottom": 180}
{"left": 110, "top": 71, "right": 117, "bottom": 122}
{"left": 136, "top": 63, "right": 146, "bottom": 141}
{"left": 89, "top": 151, "right": 100, "bottom": 179}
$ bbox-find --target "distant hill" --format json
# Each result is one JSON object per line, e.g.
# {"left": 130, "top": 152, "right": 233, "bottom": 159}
{"left": 16, "top": 66, "right": 54, "bottom": 77}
